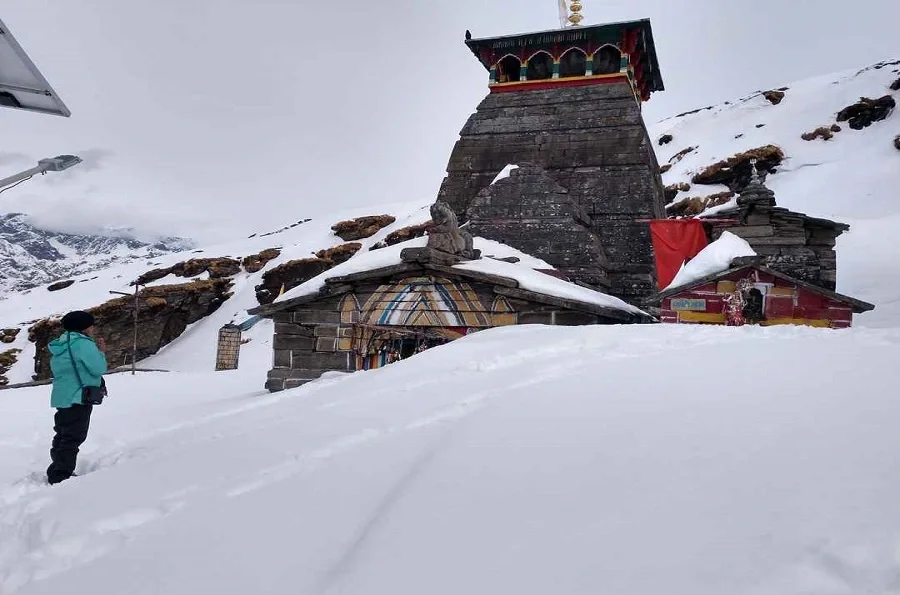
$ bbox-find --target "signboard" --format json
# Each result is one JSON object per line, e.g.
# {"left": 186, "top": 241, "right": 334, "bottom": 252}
{"left": 671, "top": 298, "right": 706, "bottom": 311}
{"left": 0, "top": 17, "right": 71, "bottom": 116}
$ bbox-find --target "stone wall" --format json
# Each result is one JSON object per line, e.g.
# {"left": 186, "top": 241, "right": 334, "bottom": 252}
{"left": 468, "top": 164, "right": 612, "bottom": 289}
{"left": 435, "top": 81, "right": 666, "bottom": 303}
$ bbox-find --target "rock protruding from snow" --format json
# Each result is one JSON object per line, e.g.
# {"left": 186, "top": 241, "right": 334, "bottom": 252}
{"left": 836, "top": 95, "right": 896, "bottom": 130}
{"left": 665, "top": 231, "right": 757, "bottom": 291}
{"left": 691, "top": 145, "right": 784, "bottom": 191}
{"left": 331, "top": 215, "right": 397, "bottom": 241}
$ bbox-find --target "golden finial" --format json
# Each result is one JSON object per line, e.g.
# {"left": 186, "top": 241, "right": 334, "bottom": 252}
{"left": 567, "top": 0, "right": 584, "bottom": 26}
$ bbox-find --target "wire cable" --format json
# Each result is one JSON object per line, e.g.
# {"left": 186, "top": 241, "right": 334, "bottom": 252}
{"left": 0, "top": 175, "right": 34, "bottom": 195}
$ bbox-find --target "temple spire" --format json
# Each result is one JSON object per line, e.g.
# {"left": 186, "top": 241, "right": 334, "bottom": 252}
{"left": 567, "top": 0, "right": 584, "bottom": 26}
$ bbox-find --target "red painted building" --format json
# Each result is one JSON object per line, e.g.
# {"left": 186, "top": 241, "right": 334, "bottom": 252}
{"left": 655, "top": 263, "right": 874, "bottom": 328}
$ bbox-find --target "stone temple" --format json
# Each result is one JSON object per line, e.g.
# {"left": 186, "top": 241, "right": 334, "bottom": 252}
{"left": 437, "top": 18, "right": 666, "bottom": 304}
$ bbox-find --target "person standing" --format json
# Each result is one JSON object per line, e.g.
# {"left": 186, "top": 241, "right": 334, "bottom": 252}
{"left": 46, "top": 311, "right": 108, "bottom": 485}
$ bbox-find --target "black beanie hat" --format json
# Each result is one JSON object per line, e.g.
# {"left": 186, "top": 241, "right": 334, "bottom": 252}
{"left": 62, "top": 311, "right": 95, "bottom": 332}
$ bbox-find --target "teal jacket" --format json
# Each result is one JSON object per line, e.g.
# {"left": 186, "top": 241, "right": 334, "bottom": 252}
{"left": 49, "top": 331, "right": 108, "bottom": 408}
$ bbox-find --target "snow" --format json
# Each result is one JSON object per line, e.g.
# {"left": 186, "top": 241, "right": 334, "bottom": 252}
{"left": 665, "top": 231, "right": 758, "bottom": 291}
{"left": 2, "top": 324, "right": 900, "bottom": 595}
{"left": 651, "top": 59, "right": 900, "bottom": 326}
{"left": 491, "top": 163, "right": 519, "bottom": 184}
{"left": 455, "top": 257, "right": 646, "bottom": 315}
{"left": 275, "top": 236, "right": 643, "bottom": 316}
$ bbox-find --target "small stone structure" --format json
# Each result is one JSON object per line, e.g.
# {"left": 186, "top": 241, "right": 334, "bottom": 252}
{"left": 655, "top": 260, "right": 874, "bottom": 328}
{"left": 215, "top": 324, "right": 242, "bottom": 371}
{"left": 249, "top": 246, "right": 651, "bottom": 392}
{"left": 704, "top": 162, "right": 847, "bottom": 291}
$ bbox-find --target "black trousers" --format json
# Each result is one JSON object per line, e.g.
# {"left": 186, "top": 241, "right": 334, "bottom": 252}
{"left": 47, "top": 404, "right": 93, "bottom": 484}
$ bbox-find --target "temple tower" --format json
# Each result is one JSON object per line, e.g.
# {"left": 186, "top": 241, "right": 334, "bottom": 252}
{"left": 437, "top": 16, "right": 667, "bottom": 302}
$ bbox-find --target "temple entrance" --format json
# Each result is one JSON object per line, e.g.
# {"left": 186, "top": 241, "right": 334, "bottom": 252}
{"left": 352, "top": 324, "right": 462, "bottom": 371}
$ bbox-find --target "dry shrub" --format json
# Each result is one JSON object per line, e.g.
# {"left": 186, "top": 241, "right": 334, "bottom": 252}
{"left": 801, "top": 126, "right": 836, "bottom": 141}
{"left": 659, "top": 163, "right": 673, "bottom": 174}
{"left": 145, "top": 297, "right": 168, "bottom": 308}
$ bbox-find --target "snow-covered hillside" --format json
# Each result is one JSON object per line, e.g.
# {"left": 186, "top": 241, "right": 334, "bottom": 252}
{"left": 0, "top": 213, "right": 192, "bottom": 294}
{"left": 650, "top": 59, "right": 900, "bottom": 326}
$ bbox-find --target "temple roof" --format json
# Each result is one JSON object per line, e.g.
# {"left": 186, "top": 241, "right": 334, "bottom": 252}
{"left": 465, "top": 18, "right": 664, "bottom": 93}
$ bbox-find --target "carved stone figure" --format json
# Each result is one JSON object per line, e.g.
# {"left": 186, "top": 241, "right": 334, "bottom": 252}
{"left": 427, "top": 201, "right": 480, "bottom": 260}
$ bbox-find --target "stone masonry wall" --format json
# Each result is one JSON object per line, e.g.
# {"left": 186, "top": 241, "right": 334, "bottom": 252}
{"left": 468, "top": 164, "right": 612, "bottom": 289}
{"left": 436, "top": 81, "right": 667, "bottom": 303}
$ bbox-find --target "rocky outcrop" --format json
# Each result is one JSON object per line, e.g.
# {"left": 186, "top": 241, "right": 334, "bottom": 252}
{"left": 664, "top": 182, "right": 691, "bottom": 203}
{"left": 255, "top": 258, "right": 334, "bottom": 305}
{"left": 316, "top": 243, "right": 362, "bottom": 265}
{"left": 692, "top": 145, "right": 784, "bottom": 190}
{"left": 382, "top": 222, "right": 432, "bottom": 247}
{"left": 659, "top": 163, "right": 672, "bottom": 174}
{"left": 331, "top": 215, "right": 396, "bottom": 241}
{"left": 801, "top": 124, "right": 841, "bottom": 141}
{"left": 894, "top": 135, "right": 900, "bottom": 151}
{"left": 891, "top": 77, "right": 900, "bottom": 92}
{"left": 763, "top": 90, "right": 785, "bottom": 105}
{"left": 658, "top": 134, "right": 673, "bottom": 145}
{"left": 242, "top": 248, "right": 281, "bottom": 273}
{"left": 0, "top": 348, "right": 21, "bottom": 386}
{"left": 135, "top": 257, "right": 241, "bottom": 285}
{"left": 1, "top": 329, "right": 20, "bottom": 344}
{"left": 47, "top": 280, "right": 75, "bottom": 292}
{"left": 836, "top": 96, "right": 895, "bottom": 130}
{"left": 29, "top": 278, "right": 233, "bottom": 380}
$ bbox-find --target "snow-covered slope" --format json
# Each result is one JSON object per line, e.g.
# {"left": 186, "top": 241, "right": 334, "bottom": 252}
{"left": 0, "top": 213, "right": 193, "bottom": 294}
{"left": 2, "top": 323, "right": 900, "bottom": 595}
{"left": 651, "top": 59, "right": 900, "bottom": 327}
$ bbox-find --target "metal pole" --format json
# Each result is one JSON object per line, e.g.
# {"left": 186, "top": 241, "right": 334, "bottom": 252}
{"left": 0, "top": 164, "right": 45, "bottom": 190}
{"left": 132, "top": 284, "right": 139, "bottom": 375}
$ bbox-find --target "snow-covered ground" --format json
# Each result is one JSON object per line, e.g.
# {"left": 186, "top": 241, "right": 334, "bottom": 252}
{"left": 2, "top": 323, "right": 900, "bottom": 594}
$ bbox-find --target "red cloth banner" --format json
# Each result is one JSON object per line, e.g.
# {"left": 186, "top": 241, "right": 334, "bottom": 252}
{"left": 649, "top": 220, "right": 709, "bottom": 289}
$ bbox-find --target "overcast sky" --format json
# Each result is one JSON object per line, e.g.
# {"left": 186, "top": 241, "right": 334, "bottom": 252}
{"left": 2, "top": 0, "right": 898, "bottom": 243}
